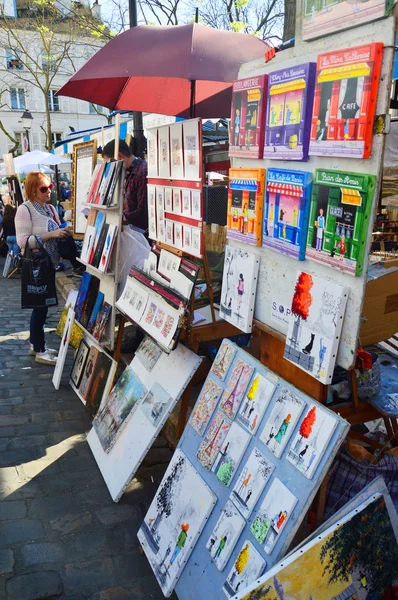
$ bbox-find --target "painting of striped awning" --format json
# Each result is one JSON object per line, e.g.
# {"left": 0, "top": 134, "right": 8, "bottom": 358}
{"left": 267, "top": 182, "right": 303, "bottom": 196}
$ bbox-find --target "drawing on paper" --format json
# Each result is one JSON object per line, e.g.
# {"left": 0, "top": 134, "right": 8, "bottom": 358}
{"left": 138, "top": 450, "right": 216, "bottom": 597}
{"left": 211, "top": 340, "right": 237, "bottom": 381}
{"left": 222, "top": 540, "right": 266, "bottom": 598}
{"left": 140, "top": 382, "right": 172, "bottom": 427}
{"left": 237, "top": 496, "right": 398, "bottom": 600}
{"left": 230, "top": 447, "right": 274, "bottom": 519}
{"left": 136, "top": 336, "right": 163, "bottom": 372}
{"left": 287, "top": 403, "right": 338, "bottom": 479}
{"left": 237, "top": 373, "right": 276, "bottom": 435}
{"left": 212, "top": 422, "right": 251, "bottom": 487}
{"left": 250, "top": 478, "right": 297, "bottom": 553}
{"left": 197, "top": 410, "right": 232, "bottom": 470}
{"left": 220, "top": 245, "right": 259, "bottom": 333}
{"left": 259, "top": 387, "right": 306, "bottom": 459}
{"left": 93, "top": 367, "right": 148, "bottom": 453}
{"left": 172, "top": 138, "right": 181, "bottom": 166}
{"left": 283, "top": 271, "right": 348, "bottom": 383}
{"left": 219, "top": 358, "right": 254, "bottom": 420}
{"left": 189, "top": 379, "right": 223, "bottom": 436}
{"left": 206, "top": 500, "right": 245, "bottom": 572}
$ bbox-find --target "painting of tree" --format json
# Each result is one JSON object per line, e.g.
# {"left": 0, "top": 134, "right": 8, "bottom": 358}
{"left": 151, "top": 453, "right": 185, "bottom": 534}
{"left": 235, "top": 543, "right": 250, "bottom": 574}
{"left": 299, "top": 405, "right": 316, "bottom": 441}
{"left": 320, "top": 496, "right": 398, "bottom": 597}
{"left": 217, "top": 459, "right": 233, "bottom": 485}
{"left": 247, "top": 376, "right": 260, "bottom": 401}
{"left": 290, "top": 272, "right": 313, "bottom": 346}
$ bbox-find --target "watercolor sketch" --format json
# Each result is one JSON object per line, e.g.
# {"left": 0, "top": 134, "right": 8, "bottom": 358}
{"left": 220, "top": 246, "right": 259, "bottom": 333}
{"left": 259, "top": 387, "right": 306, "bottom": 459}
{"left": 236, "top": 496, "right": 398, "bottom": 600}
{"left": 287, "top": 403, "right": 338, "bottom": 479}
{"left": 93, "top": 366, "right": 148, "bottom": 453}
{"left": 206, "top": 500, "right": 246, "bottom": 572}
{"left": 138, "top": 450, "right": 216, "bottom": 597}
{"left": 250, "top": 478, "right": 297, "bottom": 553}
{"left": 136, "top": 336, "right": 163, "bottom": 372}
{"left": 212, "top": 422, "right": 251, "bottom": 487}
{"left": 283, "top": 271, "right": 348, "bottom": 384}
{"left": 211, "top": 339, "right": 237, "bottom": 381}
{"left": 223, "top": 540, "right": 266, "bottom": 598}
{"left": 219, "top": 359, "right": 255, "bottom": 420}
{"left": 189, "top": 379, "right": 223, "bottom": 436}
{"left": 230, "top": 447, "right": 275, "bottom": 519}
{"left": 237, "top": 373, "right": 276, "bottom": 435}
{"left": 140, "top": 382, "right": 172, "bottom": 428}
{"left": 197, "top": 410, "right": 232, "bottom": 470}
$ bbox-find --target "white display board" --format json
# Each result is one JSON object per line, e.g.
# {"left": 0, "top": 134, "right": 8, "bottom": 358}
{"left": 231, "top": 8, "right": 396, "bottom": 370}
{"left": 87, "top": 343, "right": 202, "bottom": 502}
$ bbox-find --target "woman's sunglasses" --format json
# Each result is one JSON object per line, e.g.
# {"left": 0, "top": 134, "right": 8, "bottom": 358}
{"left": 39, "top": 184, "right": 54, "bottom": 193}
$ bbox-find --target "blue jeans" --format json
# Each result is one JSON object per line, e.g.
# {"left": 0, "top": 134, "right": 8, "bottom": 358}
{"left": 6, "top": 236, "right": 19, "bottom": 256}
{"left": 30, "top": 307, "right": 48, "bottom": 353}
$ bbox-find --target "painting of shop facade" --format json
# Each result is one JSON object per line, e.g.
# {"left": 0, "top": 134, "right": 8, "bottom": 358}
{"left": 262, "top": 169, "right": 312, "bottom": 260}
{"left": 229, "top": 75, "right": 268, "bottom": 159}
{"left": 309, "top": 44, "right": 383, "bottom": 159}
{"left": 227, "top": 168, "right": 266, "bottom": 246}
{"left": 263, "top": 63, "right": 316, "bottom": 161}
{"left": 306, "top": 169, "right": 375, "bottom": 276}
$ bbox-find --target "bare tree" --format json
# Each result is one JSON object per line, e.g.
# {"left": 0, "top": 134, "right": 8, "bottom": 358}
{"left": 0, "top": 87, "right": 19, "bottom": 155}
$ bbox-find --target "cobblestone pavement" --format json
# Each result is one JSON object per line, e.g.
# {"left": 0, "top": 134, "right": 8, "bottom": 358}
{"left": 0, "top": 261, "right": 175, "bottom": 600}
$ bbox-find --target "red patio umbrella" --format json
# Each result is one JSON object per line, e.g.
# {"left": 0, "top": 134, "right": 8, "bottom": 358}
{"left": 58, "top": 24, "right": 270, "bottom": 118}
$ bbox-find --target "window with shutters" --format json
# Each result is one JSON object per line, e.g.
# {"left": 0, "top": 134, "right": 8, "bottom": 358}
{"left": 6, "top": 48, "right": 23, "bottom": 70}
{"left": 48, "top": 90, "right": 60, "bottom": 112}
{"left": 51, "top": 132, "right": 63, "bottom": 146}
{"left": 9, "top": 88, "right": 26, "bottom": 110}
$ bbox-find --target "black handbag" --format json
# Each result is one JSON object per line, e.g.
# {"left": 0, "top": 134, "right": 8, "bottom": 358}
{"left": 21, "top": 236, "right": 58, "bottom": 309}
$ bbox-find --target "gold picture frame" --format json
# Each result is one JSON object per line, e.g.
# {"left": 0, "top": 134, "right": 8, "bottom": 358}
{"left": 71, "top": 140, "right": 97, "bottom": 239}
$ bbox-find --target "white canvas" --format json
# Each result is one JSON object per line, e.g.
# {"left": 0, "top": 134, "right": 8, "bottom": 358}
{"left": 250, "top": 478, "right": 298, "bottom": 554}
{"left": 284, "top": 271, "right": 349, "bottom": 384}
{"left": 230, "top": 447, "right": 275, "bottom": 519}
{"left": 174, "top": 222, "right": 183, "bottom": 250}
{"left": 156, "top": 186, "right": 165, "bottom": 243}
{"left": 98, "top": 224, "right": 117, "bottom": 273}
{"left": 138, "top": 449, "right": 216, "bottom": 597}
{"left": 158, "top": 126, "right": 171, "bottom": 178}
{"left": 181, "top": 189, "right": 191, "bottom": 217}
{"left": 80, "top": 225, "right": 96, "bottom": 263}
{"left": 116, "top": 277, "right": 149, "bottom": 324}
{"left": 222, "top": 540, "right": 266, "bottom": 598}
{"left": 259, "top": 387, "right": 306, "bottom": 459}
{"left": 148, "top": 185, "right": 157, "bottom": 240}
{"left": 286, "top": 403, "right": 338, "bottom": 479}
{"left": 212, "top": 422, "right": 251, "bottom": 488}
{"left": 140, "top": 382, "right": 172, "bottom": 427}
{"left": 87, "top": 344, "right": 201, "bottom": 501}
{"left": 206, "top": 500, "right": 246, "bottom": 572}
{"left": 236, "top": 373, "right": 276, "bottom": 435}
{"left": 183, "top": 119, "right": 200, "bottom": 180}
{"left": 191, "top": 227, "right": 202, "bottom": 258}
{"left": 172, "top": 188, "right": 182, "bottom": 215}
{"left": 136, "top": 336, "right": 163, "bottom": 372}
{"left": 52, "top": 308, "right": 75, "bottom": 391}
{"left": 191, "top": 190, "right": 202, "bottom": 220}
{"left": 170, "top": 122, "right": 184, "bottom": 179}
{"left": 147, "top": 128, "right": 158, "bottom": 177}
{"left": 220, "top": 246, "right": 260, "bottom": 334}
{"left": 165, "top": 187, "right": 172, "bottom": 212}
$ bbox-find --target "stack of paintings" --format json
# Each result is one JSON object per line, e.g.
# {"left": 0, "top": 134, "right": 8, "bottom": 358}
{"left": 74, "top": 272, "right": 112, "bottom": 340}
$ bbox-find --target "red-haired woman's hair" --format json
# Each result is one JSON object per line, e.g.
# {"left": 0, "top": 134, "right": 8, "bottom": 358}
{"left": 24, "top": 171, "right": 50, "bottom": 201}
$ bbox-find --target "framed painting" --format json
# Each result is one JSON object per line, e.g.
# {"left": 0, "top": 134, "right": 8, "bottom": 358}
{"left": 183, "top": 119, "right": 201, "bottom": 180}
{"left": 170, "top": 122, "right": 184, "bottom": 179}
{"left": 70, "top": 338, "right": 90, "bottom": 389}
{"left": 71, "top": 140, "right": 97, "bottom": 239}
{"left": 158, "top": 126, "right": 170, "bottom": 178}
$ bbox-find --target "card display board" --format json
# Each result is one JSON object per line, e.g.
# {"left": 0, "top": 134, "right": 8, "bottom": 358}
{"left": 309, "top": 43, "right": 383, "bottom": 159}
{"left": 88, "top": 343, "right": 202, "bottom": 502}
{"left": 146, "top": 118, "right": 204, "bottom": 258}
{"left": 227, "top": 168, "right": 265, "bottom": 246}
{"left": 71, "top": 140, "right": 97, "bottom": 238}
{"left": 229, "top": 75, "right": 268, "bottom": 159}
{"left": 262, "top": 168, "right": 313, "bottom": 261}
{"left": 138, "top": 342, "right": 349, "bottom": 600}
{"left": 231, "top": 14, "right": 395, "bottom": 370}
{"left": 263, "top": 63, "right": 316, "bottom": 161}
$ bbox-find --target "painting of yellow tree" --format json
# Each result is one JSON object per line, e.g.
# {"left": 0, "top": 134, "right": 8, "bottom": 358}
{"left": 223, "top": 540, "right": 266, "bottom": 597}
{"left": 236, "top": 496, "right": 398, "bottom": 600}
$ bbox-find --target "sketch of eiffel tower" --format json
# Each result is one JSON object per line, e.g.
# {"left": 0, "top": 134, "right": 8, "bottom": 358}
{"left": 204, "top": 419, "right": 225, "bottom": 456}
{"left": 223, "top": 366, "right": 244, "bottom": 414}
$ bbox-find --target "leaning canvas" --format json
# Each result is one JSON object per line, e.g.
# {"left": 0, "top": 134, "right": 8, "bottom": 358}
{"left": 206, "top": 500, "right": 246, "bottom": 572}
{"left": 220, "top": 246, "right": 260, "bottom": 334}
{"left": 138, "top": 450, "right": 216, "bottom": 597}
{"left": 230, "top": 447, "right": 274, "bottom": 519}
{"left": 223, "top": 540, "right": 266, "bottom": 598}
{"left": 284, "top": 271, "right": 349, "bottom": 384}
{"left": 235, "top": 495, "right": 398, "bottom": 600}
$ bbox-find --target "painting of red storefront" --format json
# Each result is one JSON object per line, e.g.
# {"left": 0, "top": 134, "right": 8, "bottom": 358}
{"left": 309, "top": 43, "right": 383, "bottom": 159}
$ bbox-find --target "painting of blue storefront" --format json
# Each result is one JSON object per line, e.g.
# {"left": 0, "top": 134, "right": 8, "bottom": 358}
{"left": 263, "top": 169, "right": 313, "bottom": 261}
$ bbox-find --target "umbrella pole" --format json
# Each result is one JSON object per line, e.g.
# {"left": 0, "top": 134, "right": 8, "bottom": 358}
{"left": 55, "top": 165, "right": 61, "bottom": 205}
{"left": 189, "top": 8, "right": 199, "bottom": 119}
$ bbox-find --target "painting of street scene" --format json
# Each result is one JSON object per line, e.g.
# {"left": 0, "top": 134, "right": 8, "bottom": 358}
{"left": 206, "top": 500, "right": 245, "bottom": 572}
{"left": 237, "top": 373, "right": 276, "bottom": 435}
{"left": 236, "top": 495, "right": 398, "bottom": 600}
{"left": 138, "top": 450, "right": 216, "bottom": 597}
{"left": 212, "top": 422, "right": 251, "bottom": 487}
{"left": 93, "top": 366, "right": 148, "bottom": 453}
{"left": 140, "top": 382, "right": 172, "bottom": 428}
{"left": 223, "top": 540, "right": 266, "bottom": 598}
{"left": 230, "top": 447, "right": 275, "bottom": 519}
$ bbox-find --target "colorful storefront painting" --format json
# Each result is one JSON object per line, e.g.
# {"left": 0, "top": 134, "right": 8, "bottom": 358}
{"left": 229, "top": 75, "right": 268, "bottom": 159}
{"left": 227, "top": 168, "right": 266, "bottom": 246}
{"left": 263, "top": 169, "right": 313, "bottom": 260}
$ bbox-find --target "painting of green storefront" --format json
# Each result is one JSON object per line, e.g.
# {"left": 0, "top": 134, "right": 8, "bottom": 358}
{"left": 306, "top": 169, "right": 375, "bottom": 276}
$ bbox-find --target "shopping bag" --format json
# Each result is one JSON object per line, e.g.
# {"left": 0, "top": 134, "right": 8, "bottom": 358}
{"left": 21, "top": 237, "right": 58, "bottom": 309}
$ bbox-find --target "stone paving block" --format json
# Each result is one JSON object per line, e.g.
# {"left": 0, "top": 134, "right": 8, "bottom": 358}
{"left": 59, "top": 453, "right": 97, "bottom": 473}
{"left": 0, "top": 479, "right": 42, "bottom": 502}
{"left": 37, "top": 467, "right": 103, "bottom": 495}
{"left": 0, "top": 519, "right": 44, "bottom": 547}
{"left": 50, "top": 512, "right": 92, "bottom": 535}
{"left": 0, "top": 414, "right": 29, "bottom": 427}
{"left": 6, "top": 570, "right": 63, "bottom": 600}
{"left": 22, "top": 542, "right": 65, "bottom": 566}
{"left": 0, "top": 500, "right": 27, "bottom": 521}
{"left": 0, "top": 397, "right": 23, "bottom": 406}
{"left": 28, "top": 494, "right": 85, "bottom": 521}
{"left": 0, "top": 406, "right": 13, "bottom": 415}
{"left": 31, "top": 411, "right": 58, "bottom": 424}
{"left": 64, "top": 558, "right": 115, "bottom": 594}
{"left": 0, "top": 549, "right": 14, "bottom": 575}
{"left": 90, "top": 587, "right": 134, "bottom": 600}
{"left": 64, "top": 527, "right": 125, "bottom": 559}
{"left": 8, "top": 435, "right": 47, "bottom": 450}
{"left": 20, "top": 458, "right": 61, "bottom": 480}
{"left": 0, "top": 426, "right": 15, "bottom": 437}
{"left": 50, "top": 419, "right": 90, "bottom": 433}
{"left": 0, "top": 439, "right": 9, "bottom": 452}
{"left": 95, "top": 504, "right": 140, "bottom": 526}
{"left": 47, "top": 431, "right": 86, "bottom": 446}
{"left": 0, "top": 447, "right": 44, "bottom": 467}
